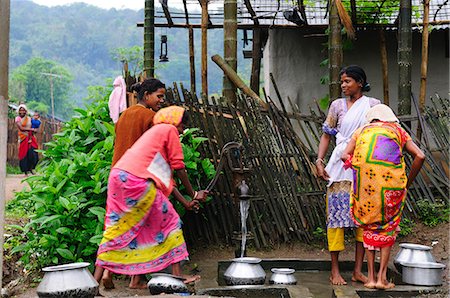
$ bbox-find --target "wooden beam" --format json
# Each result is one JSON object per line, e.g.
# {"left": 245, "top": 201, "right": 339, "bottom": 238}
{"left": 159, "top": 0, "right": 173, "bottom": 27}
{"left": 398, "top": 0, "right": 412, "bottom": 117}
{"left": 136, "top": 20, "right": 450, "bottom": 29}
{"left": 201, "top": 0, "right": 208, "bottom": 97}
{"left": 0, "top": 0, "right": 10, "bottom": 288}
{"left": 329, "top": 0, "right": 343, "bottom": 101}
{"left": 244, "top": 0, "right": 261, "bottom": 95}
{"left": 223, "top": 0, "right": 238, "bottom": 104}
{"left": 144, "top": 0, "right": 155, "bottom": 78}
{"left": 417, "top": 0, "right": 430, "bottom": 139}
{"left": 211, "top": 54, "right": 267, "bottom": 109}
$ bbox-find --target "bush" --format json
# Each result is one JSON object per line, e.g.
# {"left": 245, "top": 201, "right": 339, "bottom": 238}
{"left": 416, "top": 199, "right": 450, "bottom": 227}
{"left": 7, "top": 85, "right": 114, "bottom": 271}
{"left": 6, "top": 85, "right": 216, "bottom": 272}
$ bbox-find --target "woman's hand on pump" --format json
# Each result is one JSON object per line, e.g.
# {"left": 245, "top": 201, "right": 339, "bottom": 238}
{"left": 193, "top": 190, "right": 209, "bottom": 203}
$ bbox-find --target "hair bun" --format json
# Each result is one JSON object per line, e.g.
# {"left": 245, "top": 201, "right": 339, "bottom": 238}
{"left": 131, "top": 82, "right": 142, "bottom": 93}
{"left": 362, "top": 82, "right": 371, "bottom": 92}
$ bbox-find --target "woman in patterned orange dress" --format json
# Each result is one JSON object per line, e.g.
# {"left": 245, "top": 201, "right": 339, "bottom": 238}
{"left": 342, "top": 104, "right": 425, "bottom": 289}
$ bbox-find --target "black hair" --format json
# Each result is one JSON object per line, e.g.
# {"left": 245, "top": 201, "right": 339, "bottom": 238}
{"left": 131, "top": 78, "right": 166, "bottom": 101}
{"left": 339, "top": 65, "right": 371, "bottom": 92}
{"left": 181, "top": 110, "right": 190, "bottom": 126}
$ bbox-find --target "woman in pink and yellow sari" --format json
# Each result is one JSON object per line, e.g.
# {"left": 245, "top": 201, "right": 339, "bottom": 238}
{"left": 342, "top": 104, "right": 425, "bottom": 290}
{"left": 15, "top": 104, "right": 39, "bottom": 175}
{"left": 96, "top": 106, "right": 208, "bottom": 288}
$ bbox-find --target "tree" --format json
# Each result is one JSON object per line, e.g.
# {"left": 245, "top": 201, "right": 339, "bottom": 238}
{"left": 9, "top": 57, "right": 74, "bottom": 119}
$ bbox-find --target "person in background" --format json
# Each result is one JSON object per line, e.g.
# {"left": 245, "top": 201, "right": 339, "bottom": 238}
{"left": 30, "top": 112, "right": 42, "bottom": 143}
{"left": 94, "top": 78, "right": 167, "bottom": 288}
{"left": 315, "top": 65, "right": 380, "bottom": 285}
{"left": 111, "top": 78, "right": 166, "bottom": 166}
{"left": 96, "top": 106, "right": 208, "bottom": 288}
{"left": 15, "top": 104, "right": 39, "bottom": 175}
{"left": 342, "top": 104, "right": 425, "bottom": 289}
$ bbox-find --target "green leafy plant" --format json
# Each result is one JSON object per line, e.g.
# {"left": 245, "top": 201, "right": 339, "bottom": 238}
{"left": 6, "top": 164, "right": 22, "bottom": 175}
{"left": 416, "top": 199, "right": 450, "bottom": 227}
{"left": 171, "top": 128, "right": 216, "bottom": 217}
{"left": 6, "top": 85, "right": 114, "bottom": 271}
{"left": 398, "top": 217, "right": 415, "bottom": 237}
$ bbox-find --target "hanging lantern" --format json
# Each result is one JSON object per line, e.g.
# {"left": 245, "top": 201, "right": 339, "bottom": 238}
{"left": 159, "top": 35, "right": 169, "bottom": 62}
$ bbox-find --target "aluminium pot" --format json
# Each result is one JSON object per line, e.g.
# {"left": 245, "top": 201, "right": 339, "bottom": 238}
{"left": 269, "top": 268, "right": 297, "bottom": 285}
{"left": 36, "top": 262, "right": 98, "bottom": 298}
{"left": 394, "top": 243, "right": 435, "bottom": 271}
{"left": 147, "top": 273, "right": 189, "bottom": 295}
{"left": 223, "top": 257, "right": 266, "bottom": 285}
{"left": 401, "top": 261, "right": 445, "bottom": 286}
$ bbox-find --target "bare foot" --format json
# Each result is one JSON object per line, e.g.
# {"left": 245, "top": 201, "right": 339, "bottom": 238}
{"left": 364, "top": 282, "right": 377, "bottom": 289}
{"left": 101, "top": 276, "right": 114, "bottom": 290}
{"left": 182, "top": 274, "right": 201, "bottom": 284}
{"left": 376, "top": 280, "right": 395, "bottom": 290}
{"left": 128, "top": 282, "right": 148, "bottom": 289}
{"left": 329, "top": 274, "right": 347, "bottom": 285}
{"left": 129, "top": 275, "right": 148, "bottom": 289}
{"left": 351, "top": 272, "right": 368, "bottom": 283}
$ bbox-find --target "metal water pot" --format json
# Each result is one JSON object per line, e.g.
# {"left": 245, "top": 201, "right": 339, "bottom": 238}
{"left": 223, "top": 257, "right": 266, "bottom": 285}
{"left": 147, "top": 273, "right": 189, "bottom": 295}
{"left": 394, "top": 243, "right": 435, "bottom": 271}
{"left": 401, "top": 261, "right": 445, "bottom": 286}
{"left": 269, "top": 268, "right": 297, "bottom": 285}
{"left": 36, "top": 262, "right": 98, "bottom": 298}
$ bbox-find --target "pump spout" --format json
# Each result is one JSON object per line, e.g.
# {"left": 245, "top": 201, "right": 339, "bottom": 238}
{"left": 238, "top": 180, "right": 251, "bottom": 200}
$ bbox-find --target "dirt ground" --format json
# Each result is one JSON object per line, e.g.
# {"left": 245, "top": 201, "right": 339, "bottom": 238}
{"left": 3, "top": 174, "right": 449, "bottom": 297}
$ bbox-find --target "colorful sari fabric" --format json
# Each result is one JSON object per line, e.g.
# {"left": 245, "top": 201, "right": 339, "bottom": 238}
{"left": 96, "top": 168, "right": 188, "bottom": 275}
{"left": 323, "top": 96, "right": 380, "bottom": 228}
{"left": 350, "top": 122, "right": 411, "bottom": 248}
{"left": 15, "top": 116, "right": 38, "bottom": 173}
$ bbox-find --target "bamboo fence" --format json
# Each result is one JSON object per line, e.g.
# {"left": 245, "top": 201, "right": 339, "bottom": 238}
{"left": 164, "top": 83, "right": 449, "bottom": 248}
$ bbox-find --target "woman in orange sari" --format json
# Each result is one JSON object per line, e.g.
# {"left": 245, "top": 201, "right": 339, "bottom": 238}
{"left": 15, "top": 104, "right": 39, "bottom": 175}
{"left": 342, "top": 104, "right": 425, "bottom": 290}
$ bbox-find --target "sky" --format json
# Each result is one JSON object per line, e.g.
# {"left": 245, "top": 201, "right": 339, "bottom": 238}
{"left": 31, "top": 0, "right": 146, "bottom": 10}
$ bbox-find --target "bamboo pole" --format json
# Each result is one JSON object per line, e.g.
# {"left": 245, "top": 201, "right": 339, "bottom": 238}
{"left": 144, "top": 0, "right": 155, "bottom": 78}
{"left": 417, "top": 0, "right": 430, "bottom": 139}
{"left": 329, "top": 0, "right": 343, "bottom": 101}
{"left": 379, "top": 29, "right": 390, "bottom": 105}
{"left": 0, "top": 0, "right": 10, "bottom": 288}
{"left": 243, "top": 0, "right": 261, "bottom": 95}
{"left": 183, "top": 0, "right": 196, "bottom": 94}
{"left": 223, "top": 0, "right": 237, "bottom": 105}
{"left": 211, "top": 54, "right": 267, "bottom": 109}
{"left": 201, "top": 0, "right": 209, "bottom": 97}
{"left": 188, "top": 27, "right": 197, "bottom": 93}
{"left": 398, "top": 0, "right": 412, "bottom": 117}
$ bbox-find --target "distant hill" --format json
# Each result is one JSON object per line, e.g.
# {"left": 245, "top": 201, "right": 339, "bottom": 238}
{"left": 10, "top": 0, "right": 251, "bottom": 106}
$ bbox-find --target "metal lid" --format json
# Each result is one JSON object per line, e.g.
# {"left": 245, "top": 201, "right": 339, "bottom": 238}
{"left": 401, "top": 261, "right": 446, "bottom": 269}
{"left": 271, "top": 268, "right": 295, "bottom": 274}
{"left": 42, "top": 262, "right": 90, "bottom": 272}
{"left": 150, "top": 273, "right": 184, "bottom": 280}
{"left": 231, "top": 257, "right": 262, "bottom": 264}
{"left": 399, "top": 243, "right": 432, "bottom": 251}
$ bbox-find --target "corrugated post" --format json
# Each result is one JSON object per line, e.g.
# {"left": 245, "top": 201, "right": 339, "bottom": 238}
{"left": 0, "top": 0, "right": 10, "bottom": 289}
{"left": 144, "top": 0, "right": 155, "bottom": 78}
{"left": 398, "top": 0, "right": 412, "bottom": 117}
{"left": 223, "top": 0, "right": 237, "bottom": 105}
{"left": 329, "top": 0, "right": 343, "bottom": 101}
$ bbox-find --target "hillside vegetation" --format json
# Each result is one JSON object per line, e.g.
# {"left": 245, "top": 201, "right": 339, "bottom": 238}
{"left": 10, "top": 0, "right": 251, "bottom": 118}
